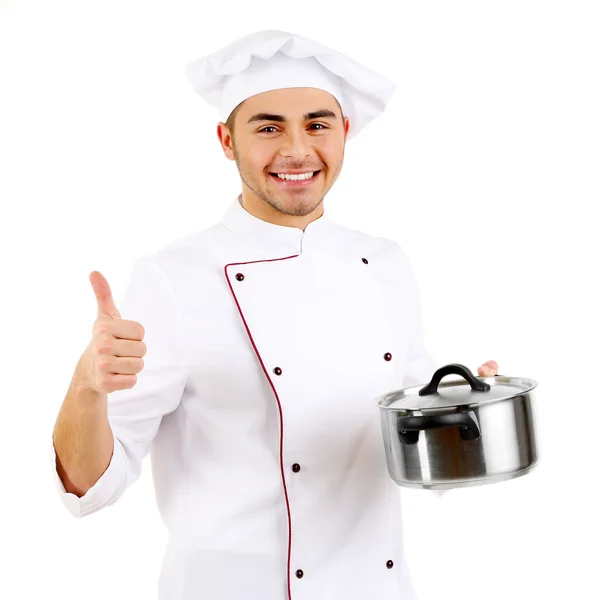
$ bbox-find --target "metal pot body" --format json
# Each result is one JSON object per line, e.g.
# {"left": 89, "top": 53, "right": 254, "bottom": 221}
{"left": 377, "top": 366, "right": 539, "bottom": 490}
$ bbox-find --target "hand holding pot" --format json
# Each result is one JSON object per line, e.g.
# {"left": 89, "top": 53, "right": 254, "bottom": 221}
{"left": 477, "top": 360, "right": 499, "bottom": 377}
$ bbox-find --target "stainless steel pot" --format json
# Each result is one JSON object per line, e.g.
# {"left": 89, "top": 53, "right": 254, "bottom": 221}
{"left": 376, "top": 363, "right": 539, "bottom": 490}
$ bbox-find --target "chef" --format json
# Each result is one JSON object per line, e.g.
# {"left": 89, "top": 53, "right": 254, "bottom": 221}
{"left": 51, "top": 29, "right": 499, "bottom": 600}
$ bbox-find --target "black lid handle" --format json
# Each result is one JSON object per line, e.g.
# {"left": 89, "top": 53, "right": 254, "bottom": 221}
{"left": 419, "top": 363, "right": 491, "bottom": 397}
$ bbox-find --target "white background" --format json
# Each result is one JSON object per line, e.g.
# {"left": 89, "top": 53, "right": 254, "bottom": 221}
{"left": 1, "top": 1, "right": 588, "bottom": 598}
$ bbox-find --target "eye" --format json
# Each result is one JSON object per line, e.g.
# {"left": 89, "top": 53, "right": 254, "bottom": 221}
{"left": 257, "top": 123, "right": 328, "bottom": 134}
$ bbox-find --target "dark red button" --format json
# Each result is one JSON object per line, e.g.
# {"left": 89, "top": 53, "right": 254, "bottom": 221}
{"left": 296, "top": 569, "right": 304, "bottom": 579}
{"left": 384, "top": 353, "right": 392, "bottom": 361}
{"left": 386, "top": 560, "right": 394, "bottom": 569}
{"left": 292, "top": 463, "right": 301, "bottom": 473}
{"left": 235, "top": 273, "right": 244, "bottom": 281}
{"left": 274, "top": 367, "right": 282, "bottom": 375}
{"left": 362, "top": 258, "right": 369, "bottom": 264}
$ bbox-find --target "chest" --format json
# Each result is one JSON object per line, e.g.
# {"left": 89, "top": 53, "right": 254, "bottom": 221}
{"left": 178, "top": 249, "right": 413, "bottom": 426}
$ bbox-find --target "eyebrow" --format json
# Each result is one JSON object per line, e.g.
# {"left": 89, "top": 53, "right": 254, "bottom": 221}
{"left": 246, "top": 109, "right": 338, "bottom": 124}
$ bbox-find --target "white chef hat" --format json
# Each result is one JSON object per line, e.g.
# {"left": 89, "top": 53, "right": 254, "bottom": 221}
{"left": 184, "top": 30, "right": 397, "bottom": 140}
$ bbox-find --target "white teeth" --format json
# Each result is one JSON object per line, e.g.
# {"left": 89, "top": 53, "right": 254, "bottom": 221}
{"left": 276, "top": 171, "right": 315, "bottom": 181}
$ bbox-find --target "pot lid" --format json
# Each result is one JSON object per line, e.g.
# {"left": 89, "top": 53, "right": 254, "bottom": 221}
{"left": 377, "top": 363, "right": 537, "bottom": 411}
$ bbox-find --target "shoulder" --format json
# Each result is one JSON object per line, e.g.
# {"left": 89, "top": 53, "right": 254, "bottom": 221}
{"left": 141, "top": 223, "right": 228, "bottom": 271}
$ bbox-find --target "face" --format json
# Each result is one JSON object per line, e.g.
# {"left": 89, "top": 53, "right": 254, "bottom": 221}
{"left": 217, "top": 87, "right": 350, "bottom": 227}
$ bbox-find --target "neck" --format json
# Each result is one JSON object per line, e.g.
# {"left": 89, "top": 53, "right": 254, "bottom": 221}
{"left": 239, "top": 192, "right": 324, "bottom": 232}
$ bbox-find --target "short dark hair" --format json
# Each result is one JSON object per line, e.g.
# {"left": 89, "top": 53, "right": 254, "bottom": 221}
{"left": 225, "top": 101, "right": 245, "bottom": 140}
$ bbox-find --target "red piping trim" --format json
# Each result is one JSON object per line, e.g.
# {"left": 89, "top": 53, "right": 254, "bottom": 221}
{"left": 224, "top": 254, "right": 299, "bottom": 600}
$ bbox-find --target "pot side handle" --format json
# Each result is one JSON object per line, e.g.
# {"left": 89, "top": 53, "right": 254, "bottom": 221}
{"left": 398, "top": 411, "right": 481, "bottom": 445}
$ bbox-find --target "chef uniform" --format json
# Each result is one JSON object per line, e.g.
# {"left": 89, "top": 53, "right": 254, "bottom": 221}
{"left": 51, "top": 30, "right": 440, "bottom": 600}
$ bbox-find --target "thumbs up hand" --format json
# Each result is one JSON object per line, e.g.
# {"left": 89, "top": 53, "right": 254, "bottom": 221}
{"left": 77, "top": 271, "right": 147, "bottom": 395}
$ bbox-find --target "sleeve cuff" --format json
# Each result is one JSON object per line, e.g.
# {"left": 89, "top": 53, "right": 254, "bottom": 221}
{"left": 51, "top": 434, "right": 127, "bottom": 518}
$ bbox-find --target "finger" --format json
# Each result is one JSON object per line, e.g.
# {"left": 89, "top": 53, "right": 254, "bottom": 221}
{"left": 99, "top": 319, "right": 145, "bottom": 341}
{"left": 478, "top": 360, "right": 499, "bottom": 376}
{"left": 90, "top": 271, "right": 121, "bottom": 320}
{"left": 105, "top": 356, "right": 144, "bottom": 375}
{"left": 112, "top": 339, "right": 147, "bottom": 358}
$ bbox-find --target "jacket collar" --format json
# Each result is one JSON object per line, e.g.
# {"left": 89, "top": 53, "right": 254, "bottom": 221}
{"left": 220, "top": 194, "right": 340, "bottom": 257}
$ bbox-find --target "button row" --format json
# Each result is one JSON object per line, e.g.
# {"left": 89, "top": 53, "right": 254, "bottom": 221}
{"left": 234, "top": 257, "right": 371, "bottom": 284}
{"left": 294, "top": 560, "right": 394, "bottom": 580}
{"left": 274, "top": 352, "right": 391, "bottom": 376}
{"left": 236, "top": 257, "right": 390, "bottom": 586}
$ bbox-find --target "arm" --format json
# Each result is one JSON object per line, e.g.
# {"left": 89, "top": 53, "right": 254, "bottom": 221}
{"left": 53, "top": 367, "right": 113, "bottom": 497}
{"left": 395, "top": 244, "right": 447, "bottom": 499}
{"left": 397, "top": 246, "right": 436, "bottom": 390}
{"left": 50, "top": 257, "right": 189, "bottom": 518}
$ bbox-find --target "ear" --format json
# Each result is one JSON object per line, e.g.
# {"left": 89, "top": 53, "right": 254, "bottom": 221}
{"left": 343, "top": 116, "right": 350, "bottom": 141}
{"left": 217, "top": 122, "right": 236, "bottom": 160}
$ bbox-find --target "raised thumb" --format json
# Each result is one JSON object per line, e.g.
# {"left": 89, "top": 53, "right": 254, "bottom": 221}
{"left": 90, "top": 271, "right": 121, "bottom": 319}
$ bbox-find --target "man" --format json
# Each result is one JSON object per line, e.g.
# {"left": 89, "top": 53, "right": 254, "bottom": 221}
{"left": 51, "top": 30, "right": 499, "bottom": 600}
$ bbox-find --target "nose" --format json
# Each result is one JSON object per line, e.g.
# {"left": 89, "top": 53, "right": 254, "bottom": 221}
{"left": 279, "top": 128, "right": 313, "bottom": 160}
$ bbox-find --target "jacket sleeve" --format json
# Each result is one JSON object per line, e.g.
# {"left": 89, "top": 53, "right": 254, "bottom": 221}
{"left": 398, "top": 248, "right": 437, "bottom": 390}
{"left": 51, "top": 256, "right": 189, "bottom": 518}
{"left": 396, "top": 245, "right": 448, "bottom": 499}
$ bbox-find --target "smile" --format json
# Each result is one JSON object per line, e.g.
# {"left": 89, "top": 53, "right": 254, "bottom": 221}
{"left": 269, "top": 171, "right": 321, "bottom": 187}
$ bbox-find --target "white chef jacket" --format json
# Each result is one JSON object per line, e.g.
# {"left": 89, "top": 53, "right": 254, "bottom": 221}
{"left": 51, "top": 194, "right": 438, "bottom": 600}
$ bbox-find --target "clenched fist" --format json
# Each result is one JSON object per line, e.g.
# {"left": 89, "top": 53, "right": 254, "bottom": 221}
{"left": 78, "top": 271, "right": 147, "bottom": 395}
